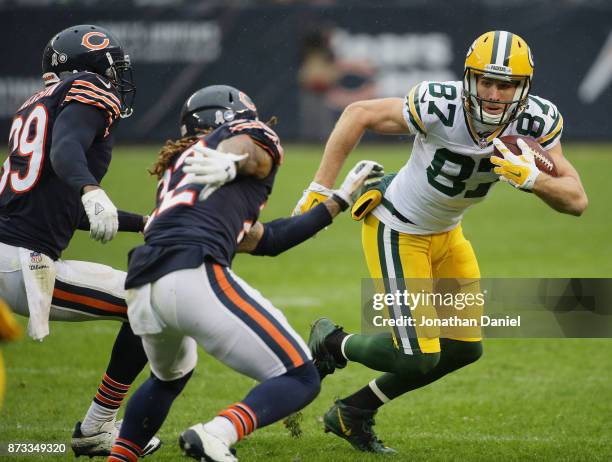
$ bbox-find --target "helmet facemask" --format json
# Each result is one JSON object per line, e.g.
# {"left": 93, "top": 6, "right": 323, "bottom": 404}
{"left": 463, "top": 68, "right": 530, "bottom": 127}
{"left": 104, "top": 51, "right": 136, "bottom": 118}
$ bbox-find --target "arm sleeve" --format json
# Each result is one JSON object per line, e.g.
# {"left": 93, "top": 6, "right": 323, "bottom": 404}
{"left": 50, "top": 103, "right": 105, "bottom": 193}
{"left": 78, "top": 210, "right": 145, "bottom": 232}
{"left": 252, "top": 203, "right": 333, "bottom": 257}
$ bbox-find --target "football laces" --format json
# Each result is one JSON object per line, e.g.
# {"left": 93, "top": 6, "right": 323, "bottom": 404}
{"left": 533, "top": 151, "right": 553, "bottom": 172}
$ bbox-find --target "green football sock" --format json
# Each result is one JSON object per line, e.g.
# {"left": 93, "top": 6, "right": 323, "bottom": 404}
{"left": 344, "top": 333, "right": 439, "bottom": 377}
{"left": 375, "top": 339, "right": 483, "bottom": 401}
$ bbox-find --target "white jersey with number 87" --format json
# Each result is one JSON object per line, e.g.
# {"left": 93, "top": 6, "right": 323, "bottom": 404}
{"left": 373, "top": 80, "right": 563, "bottom": 234}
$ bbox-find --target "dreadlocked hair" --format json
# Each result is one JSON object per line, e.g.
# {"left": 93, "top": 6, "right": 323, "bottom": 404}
{"left": 265, "top": 116, "right": 278, "bottom": 127}
{"left": 149, "top": 136, "right": 199, "bottom": 179}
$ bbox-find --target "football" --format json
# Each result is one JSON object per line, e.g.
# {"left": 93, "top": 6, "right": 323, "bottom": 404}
{"left": 493, "top": 135, "right": 559, "bottom": 177}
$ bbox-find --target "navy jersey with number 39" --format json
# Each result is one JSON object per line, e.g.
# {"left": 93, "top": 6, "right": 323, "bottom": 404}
{"left": 125, "top": 119, "right": 283, "bottom": 288}
{"left": 0, "top": 71, "right": 121, "bottom": 259}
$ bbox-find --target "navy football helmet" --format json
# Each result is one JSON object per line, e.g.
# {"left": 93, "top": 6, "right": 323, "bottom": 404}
{"left": 180, "top": 85, "right": 258, "bottom": 137}
{"left": 42, "top": 24, "right": 135, "bottom": 117}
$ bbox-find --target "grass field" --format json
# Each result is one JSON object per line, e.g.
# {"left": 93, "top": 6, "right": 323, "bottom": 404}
{"left": 2, "top": 143, "right": 612, "bottom": 461}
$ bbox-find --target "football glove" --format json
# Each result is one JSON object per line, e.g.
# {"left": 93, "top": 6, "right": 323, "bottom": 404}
{"left": 292, "top": 162, "right": 384, "bottom": 215}
{"left": 332, "top": 160, "right": 385, "bottom": 211}
{"left": 292, "top": 182, "right": 333, "bottom": 216}
{"left": 184, "top": 146, "right": 248, "bottom": 185}
{"left": 183, "top": 146, "right": 248, "bottom": 200}
{"left": 491, "top": 138, "right": 540, "bottom": 190}
{"left": 81, "top": 188, "right": 119, "bottom": 244}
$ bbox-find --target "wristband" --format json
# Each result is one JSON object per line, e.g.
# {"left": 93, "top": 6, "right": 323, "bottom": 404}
{"left": 330, "top": 193, "right": 349, "bottom": 211}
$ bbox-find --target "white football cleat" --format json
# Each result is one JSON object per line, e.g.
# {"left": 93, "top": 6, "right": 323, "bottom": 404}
{"left": 179, "top": 423, "right": 237, "bottom": 462}
{"left": 71, "top": 420, "right": 117, "bottom": 457}
{"left": 71, "top": 420, "right": 162, "bottom": 457}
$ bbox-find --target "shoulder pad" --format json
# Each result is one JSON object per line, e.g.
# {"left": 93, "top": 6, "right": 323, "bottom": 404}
{"left": 226, "top": 119, "right": 284, "bottom": 165}
{"left": 403, "top": 81, "right": 462, "bottom": 135}
{"left": 60, "top": 72, "right": 121, "bottom": 134}
{"left": 518, "top": 95, "right": 563, "bottom": 149}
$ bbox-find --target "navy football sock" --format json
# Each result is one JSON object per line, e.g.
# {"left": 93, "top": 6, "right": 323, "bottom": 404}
{"left": 83, "top": 323, "right": 150, "bottom": 431}
{"left": 104, "top": 322, "right": 148, "bottom": 384}
{"left": 117, "top": 371, "right": 192, "bottom": 449}
{"left": 241, "top": 361, "right": 320, "bottom": 428}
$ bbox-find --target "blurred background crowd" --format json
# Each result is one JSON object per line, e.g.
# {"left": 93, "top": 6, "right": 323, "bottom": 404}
{"left": 0, "top": 0, "right": 610, "bottom": 143}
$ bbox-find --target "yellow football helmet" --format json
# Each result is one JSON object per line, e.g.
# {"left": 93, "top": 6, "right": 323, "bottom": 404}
{"left": 464, "top": 31, "right": 534, "bottom": 126}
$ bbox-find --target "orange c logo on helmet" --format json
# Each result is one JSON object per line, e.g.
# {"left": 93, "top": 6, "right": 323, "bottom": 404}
{"left": 81, "top": 32, "right": 110, "bottom": 51}
{"left": 238, "top": 92, "right": 257, "bottom": 112}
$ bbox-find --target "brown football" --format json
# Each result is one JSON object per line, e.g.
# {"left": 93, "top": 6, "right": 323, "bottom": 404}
{"left": 493, "top": 135, "right": 558, "bottom": 177}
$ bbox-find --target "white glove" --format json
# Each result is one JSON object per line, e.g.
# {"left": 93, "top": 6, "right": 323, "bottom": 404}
{"left": 81, "top": 188, "right": 118, "bottom": 244}
{"left": 184, "top": 146, "right": 248, "bottom": 185}
{"left": 292, "top": 182, "right": 334, "bottom": 216}
{"left": 183, "top": 146, "right": 248, "bottom": 200}
{"left": 333, "top": 160, "right": 384, "bottom": 210}
{"left": 491, "top": 138, "right": 540, "bottom": 190}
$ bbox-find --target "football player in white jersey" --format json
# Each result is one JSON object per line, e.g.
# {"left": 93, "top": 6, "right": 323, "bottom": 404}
{"left": 293, "top": 31, "right": 587, "bottom": 454}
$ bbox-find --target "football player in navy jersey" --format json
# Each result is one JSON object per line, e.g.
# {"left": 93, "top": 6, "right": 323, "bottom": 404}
{"left": 107, "top": 85, "right": 382, "bottom": 462}
{"left": 0, "top": 25, "right": 160, "bottom": 456}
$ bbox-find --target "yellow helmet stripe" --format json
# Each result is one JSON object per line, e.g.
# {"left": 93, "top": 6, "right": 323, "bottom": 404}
{"left": 406, "top": 84, "right": 426, "bottom": 135}
{"left": 468, "top": 32, "right": 494, "bottom": 70}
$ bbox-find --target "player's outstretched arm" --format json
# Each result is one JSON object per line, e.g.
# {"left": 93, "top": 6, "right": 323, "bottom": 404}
{"left": 531, "top": 143, "right": 588, "bottom": 216}
{"left": 315, "top": 98, "right": 408, "bottom": 188}
{"left": 293, "top": 98, "right": 408, "bottom": 216}
{"left": 77, "top": 210, "right": 146, "bottom": 233}
{"left": 239, "top": 161, "right": 383, "bottom": 256}
{"left": 236, "top": 201, "right": 338, "bottom": 255}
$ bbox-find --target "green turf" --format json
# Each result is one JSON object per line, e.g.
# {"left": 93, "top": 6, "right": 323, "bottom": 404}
{"left": 1, "top": 143, "right": 611, "bottom": 461}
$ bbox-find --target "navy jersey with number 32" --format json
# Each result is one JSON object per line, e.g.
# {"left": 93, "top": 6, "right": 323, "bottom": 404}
{"left": 125, "top": 119, "right": 283, "bottom": 288}
{"left": 0, "top": 71, "right": 121, "bottom": 259}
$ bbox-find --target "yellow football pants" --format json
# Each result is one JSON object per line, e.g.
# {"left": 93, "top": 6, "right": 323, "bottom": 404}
{"left": 0, "top": 352, "right": 5, "bottom": 409}
{"left": 0, "top": 298, "right": 22, "bottom": 410}
{"left": 362, "top": 214, "right": 482, "bottom": 354}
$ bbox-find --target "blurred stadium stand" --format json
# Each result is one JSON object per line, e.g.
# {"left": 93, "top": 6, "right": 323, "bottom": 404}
{"left": 0, "top": 0, "right": 610, "bottom": 142}
{"left": 2, "top": 0, "right": 612, "bottom": 6}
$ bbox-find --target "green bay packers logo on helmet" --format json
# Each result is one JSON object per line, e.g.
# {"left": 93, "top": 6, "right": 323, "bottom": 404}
{"left": 463, "top": 30, "right": 534, "bottom": 126}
